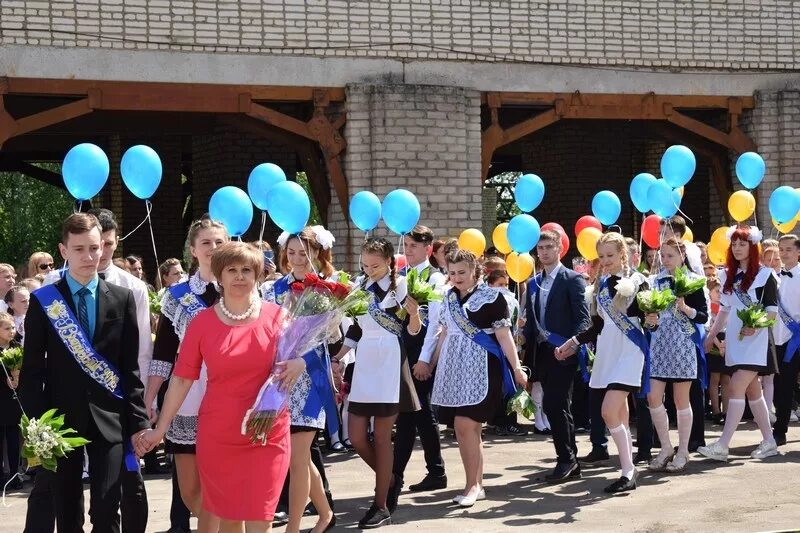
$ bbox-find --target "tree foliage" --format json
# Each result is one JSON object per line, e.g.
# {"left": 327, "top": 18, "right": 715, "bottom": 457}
{"left": 0, "top": 167, "right": 73, "bottom": 273}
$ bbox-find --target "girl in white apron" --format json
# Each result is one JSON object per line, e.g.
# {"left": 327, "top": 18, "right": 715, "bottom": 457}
{"left": 557, "top": 232, "right": 649, "bottom": 493}
{"left": 644, "top": 238, "right": 708, "bottom": 473}
{"left": 332, "top": 238, "right": 421, "bottom": 529}
{"left": 699, "top": 226, "right": 779, "bottom": 462}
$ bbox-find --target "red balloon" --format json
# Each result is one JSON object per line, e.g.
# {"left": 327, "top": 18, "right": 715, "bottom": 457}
{"left": 574, "top": 215, "right": 602, "bottom": 237}
{"left": 541, "top": 222, "right": 566, "bottom": 235}
{"left": 641, "top": 214, "right": 662, "bottom": 249}
{"left": 559, "top": 232, "right": 570, "bottom": 258}
{"left": 394, "top": 254, "right": 407, "bottom": 271}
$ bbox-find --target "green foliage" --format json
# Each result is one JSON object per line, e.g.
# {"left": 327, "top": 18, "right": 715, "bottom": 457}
{"left": 148, "top": 290, "right": 162, "bottom": 315}
{"left": 0, "top": 346, "right": 23, "bottom": 371}
{"left": 636, "top": 288, "right": 677, "bottom": 314}
{"left": 0, "top": 167, "right": 73, "bottom": 271}
{"left": 506, "top": 388, "right": 536, "bottom": 420}
{"left": 736, "top": 304, "right": 777, "bottom": 340}
{"left": 673, "top": 266, "right": 707, "bottom": 297}
{"left": 295, "top": 172, "right": 321, "bottom": 225}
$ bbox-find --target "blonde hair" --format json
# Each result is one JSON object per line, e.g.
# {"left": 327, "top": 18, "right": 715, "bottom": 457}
{"left": 210, "top": 242, "right": 264, "bottom": 282}
{"left": 590, "top": 232, "right": 630, "bottom": 313}
{"left": 27, "top": 252, "right": 54, "bottom": 277}
{"left": 0, "top": 311, "right": 13, "bottom": 327}
{"left": 279, "top": 226, "right": 335, "bottom": 278}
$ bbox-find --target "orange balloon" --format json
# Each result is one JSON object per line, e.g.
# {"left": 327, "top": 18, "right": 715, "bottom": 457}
{"left": 576, "top": 227, "right": 603, "bottom": 260}
{"left": 707, "top": 242, "right": 727, "bottom": 266}
{"left": 458, "top": 228, "right": 486, "bottom": 256}
{"left": 506, "top": 252, "right": 534, "bottom": 282}
{"left": 728, "top": 190, "right": 756, "bottom": 222}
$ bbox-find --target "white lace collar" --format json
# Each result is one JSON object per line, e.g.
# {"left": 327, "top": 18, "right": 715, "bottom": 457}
{"left": 189, "top": 271, "right": 216, "bottom": 295}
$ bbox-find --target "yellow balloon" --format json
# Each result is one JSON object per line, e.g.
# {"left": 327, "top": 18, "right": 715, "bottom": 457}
{"left": 774, "top": 217, "right": 797, "bottom": 234}
{"left": 707, "top": 242, "right": 727, "bottom": 266}
{"left": 576, "top": 227, "right": 603, "bottom": 260}
{"left": 492, "top": 223, "right": 512, "bottom": 255}
{"left": 683, "top": 226, "right": 694, "bottom": 243}
{"left": 728, "top": 190, "right": 756, "bottom": 222}
{"left": 710, "top": 226, "right": 729, "bottom": 249}
{"left": 506, "top": 252, "right": 534, "bottom": 283}
{"left": 458, "top": 228, "right": 486, "bottom": 257}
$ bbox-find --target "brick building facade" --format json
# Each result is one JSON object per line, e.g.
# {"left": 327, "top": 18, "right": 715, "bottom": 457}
{"left": 2, "top": 1, "right": 799, "bottom": 272}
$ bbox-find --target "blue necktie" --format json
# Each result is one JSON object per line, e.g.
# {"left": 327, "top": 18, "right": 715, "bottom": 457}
{"left": 77, "top": 287, "right": 91, "bottom": 335}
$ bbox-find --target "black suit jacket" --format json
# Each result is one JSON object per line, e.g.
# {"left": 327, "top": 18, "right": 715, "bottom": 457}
{"left": 523, "top": 265, "right": 591, "bottom": 363}
{"left": 19, "top": 277, "right": 149, "bottom": 443}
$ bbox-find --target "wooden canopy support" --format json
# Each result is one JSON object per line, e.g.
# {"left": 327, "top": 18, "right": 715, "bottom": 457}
{"left": 482, "top": 91, "right": 757, "bottom": 181}
{"left": 0, "top": 77, "right": 349, "bottom": 225}
{"left": 0, "top": 152, "right": 65, "bottom": 189}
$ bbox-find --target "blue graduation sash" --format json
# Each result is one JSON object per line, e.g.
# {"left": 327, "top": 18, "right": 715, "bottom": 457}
{"left": 528, "top": 274, "right": 590, "bottom": 383}
{"left": 446, "top": 289, "right": 517, "bottom": 398}
{"left": 654, "top": 276, "right": 708, "bottom": 389}
{"left": 777, "top": 298, "right": 800, "bottom": 363}
{"left": 167, "top": 281, "right": 208, "bottom": 318}
{"left": 273, "top": 276, "right": 339, "bottom": 436}
{"left": 34, "top": 284, "right": 139, "bottom": 472}
{"left": 597, "top": 277, "right": 651, "bottom": 395}
{"left": 365, "top": 286, "right": 404, "bottom": 337}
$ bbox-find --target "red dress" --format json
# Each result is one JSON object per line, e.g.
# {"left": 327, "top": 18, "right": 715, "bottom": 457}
{"left": 174, "top": 303, "right": 289, "bottom": 521}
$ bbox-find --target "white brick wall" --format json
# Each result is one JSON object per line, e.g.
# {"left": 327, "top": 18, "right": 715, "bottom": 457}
{"left": 328, "top": 83, "right": 481, "bottom": 270}
{"left": 1, "top": 0, "right": 798, "bottom": 69}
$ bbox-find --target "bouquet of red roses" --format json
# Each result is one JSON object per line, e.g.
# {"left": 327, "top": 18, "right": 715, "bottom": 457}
{"left": 242, "top": 273, "right": 359, "bottom": 444}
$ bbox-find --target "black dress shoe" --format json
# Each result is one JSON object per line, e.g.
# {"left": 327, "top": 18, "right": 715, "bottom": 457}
{"left": 633, "top": 451, "right": 652, "bottom": 464}
{"left": 533, "top": 427, "right": 552, "bottom": 435}
{"left": 545, "top": 462, "right": 581, "bottom": 483}
{"left": 774, "top": 433, "right": 787, "bottom": 446}
{"left": 603, "top": 470, "right": 637, "bottom": 493}
{"left": 687, "top": 441, "right": 704, "bottom": 453}
{"left": 305, "top": 514, "right": 337, "bottom": 533}
{"left": 579, "top": 448, "right": 610, "bottom": 464}
{"left": 272, "top": 511, "right": 289, "bottom": 526}
{"left": 409, "top": 473, "right": 447, "bottom": 492}
{"left": 359, "top": 505, "right": 392, "bottom": 529}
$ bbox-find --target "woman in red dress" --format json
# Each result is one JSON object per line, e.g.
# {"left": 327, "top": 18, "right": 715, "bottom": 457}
{"left": 144, "top": 242, "right": 306, "bottom": 532}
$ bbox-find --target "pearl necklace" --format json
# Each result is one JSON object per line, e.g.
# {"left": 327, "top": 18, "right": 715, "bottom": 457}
{"left": 219, "top": 296, "right": 257, "bottom": 321}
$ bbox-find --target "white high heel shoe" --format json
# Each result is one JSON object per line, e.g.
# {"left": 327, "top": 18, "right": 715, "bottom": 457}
{"left": 458, "top": 487, "right": 486, "bottom": 507}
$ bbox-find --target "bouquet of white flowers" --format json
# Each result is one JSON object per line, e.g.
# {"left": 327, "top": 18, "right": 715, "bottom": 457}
{"left": 20, "top": 409, "right": 89, "bottom": 471}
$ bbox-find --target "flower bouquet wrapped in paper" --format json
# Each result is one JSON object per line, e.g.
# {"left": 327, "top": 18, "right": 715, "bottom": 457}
{"left": 506, "top": 388, "right": 536, "bottom": 420}
{"left": 1, "top": 345, "right": 23, "bottom": 388}
{"left": 242, "top": 273, "right": 361, "bottom": 444}
{"left": 20, "top": 409, "right": 89, "bottom": 471}
{"left": 736, "top": 304, "right": 776, "bottom": 341}
{"left": 636, "top": 288, "right": 677, "bottom": 315}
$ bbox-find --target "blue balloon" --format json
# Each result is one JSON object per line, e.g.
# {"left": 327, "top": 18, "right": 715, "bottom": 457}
{"left": 120, "top": 145, "right": 162, "bottom": 200}
{"left": 591, "top": 190, "right": 622, "bottom": 226}
{"left": 661, "top": 145, "right": 696, "bottom": 188}
{"left": 62, "top": 143, "right": 109, "bottom": 200}
{"left": 266, "top": 181, "right": 310, "bottom": 234}
{"left": 248, "top": 163, "right": 287, "bottom": 211}
{"left": 769, "top": 186, "right": 800, "bottom": 223}
{"left": 630, "top": 173, "right": 657, "bottom": 213}
{"left": 735, "top": 152, "right": 766, "bottom": 189}
{"left": 514, "top": 174, "right": 545, "bottom": 212}
{"left": 209, "top": 186, "right": 253, "bottom": 237}
{"left": 382, "top": 189, "right": 420, "bottom": 234}
{"left": 349, "top": 191, "right": 382, "bottom": 232}
{"left": 647, "top": 179, "right": 680, "bottom": 218}
{"left": 507, "top": 214, "right": 541, "bottom": 253}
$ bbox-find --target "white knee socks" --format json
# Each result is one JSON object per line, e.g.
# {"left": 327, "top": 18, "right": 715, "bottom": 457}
{"left": 609, "top": 424, "right": 635, "bottom": 479}
{"left": 761, "top": 375, "right": 775, "bottom": 412}
{"left": 676, "top": 407, "right": 692, "bottom": 455}
{"left": 649, "top": 404, "right": 672, "bottom": 458}
{"left": 531, "top": 382, "right": 550, "bottom": 430}
{"left": 718, "top": 398, "right": 746, "bottom": 448}
{"left": 748, "top": 395, "right": 776, "bottom": 443}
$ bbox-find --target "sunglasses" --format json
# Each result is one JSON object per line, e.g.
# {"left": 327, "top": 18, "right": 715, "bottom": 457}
{"left": 38, "top": 263, "right": 55, "bottom": 270}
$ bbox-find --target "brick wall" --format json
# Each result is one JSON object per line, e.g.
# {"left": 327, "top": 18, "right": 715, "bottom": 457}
{"left": 331, "top": 83, "right": 481, "bottom": 271}
{"left": 1, "top": 1, "right": 797, "bottom": 70}
{"left": 192, "top": 123, "right": 297, "bottom": 247}
{"left": 738, "top": 90, "right": 800, "bottom": 232}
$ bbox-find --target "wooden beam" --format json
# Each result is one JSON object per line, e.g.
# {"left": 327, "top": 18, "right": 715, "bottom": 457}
{"left": 246, "top": 102, "right": 314, "bottom": 140}
{"left": 2, "top": 77, "right": 345, "bottom": 102}
{"left": 0, "top": 154, "right": 65, "bottom": 189}
{"left": 710, "top": 155, "right": 734, "bottom": 225}
{"left": 14, "top": 98, "right": 93, "bottom": 136}
{"left": 664, "top": 106, "right": 757, "bottom": 153}
{"left": 296, "top": 143, "right": 330, "bottom": 223}
{"left": 482, "top": 91, "right": 755, "bottom": 110}
{"left": 0, "top": 95, "right": 16, "bottom": 146}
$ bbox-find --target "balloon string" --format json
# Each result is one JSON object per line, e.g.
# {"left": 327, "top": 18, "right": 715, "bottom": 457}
{"left": 258, "top": 212, "right": 267, "bottom": 245}
{"left": 119, "top": 201, "right": 152, "bottom": 241}
{"left": 144, "top": 201, "right": 161, "bottom": 291}
{"left": 300, "top": 237, "right": 319, "bottom": 276}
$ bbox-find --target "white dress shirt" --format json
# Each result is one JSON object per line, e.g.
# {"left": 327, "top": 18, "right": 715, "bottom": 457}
{"left": 45, "top": 264, "right": 154, "bottom": 388}
{"left": 774, "top": 263, "right": 800, "bottom": 346}
{"left": 536, "top": 262, "right": 563, "bottom": 335}
{"left": 684, "top": 240, "right": 704, "bottom": 276}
